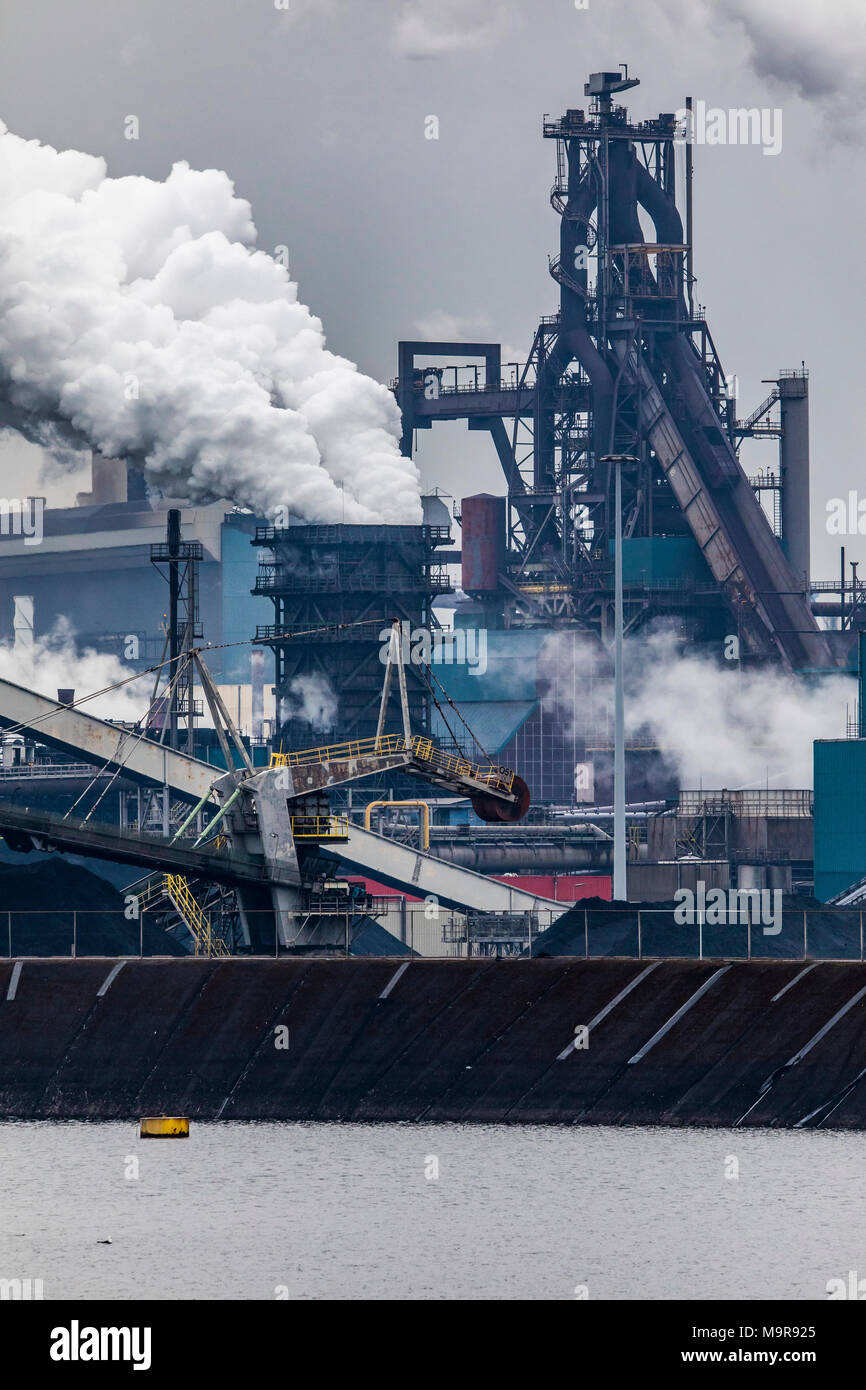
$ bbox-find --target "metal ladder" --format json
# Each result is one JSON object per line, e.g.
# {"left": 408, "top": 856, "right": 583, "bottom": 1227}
{"left": 138, "top": 873, "right": 230, "bottom": 958}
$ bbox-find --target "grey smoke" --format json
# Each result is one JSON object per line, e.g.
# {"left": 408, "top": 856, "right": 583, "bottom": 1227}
{"left": 394, "top": 0, "right": 512, "bottom": 59}
{"left": 724, "top": 0, "right": 861, "bottom": 102}
{"left": 665, "top": 0, "right": 866, "bottom": 135}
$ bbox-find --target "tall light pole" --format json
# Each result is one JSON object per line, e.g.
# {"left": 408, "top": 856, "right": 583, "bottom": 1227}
{"left": 602, "top": 455, "right": 638, "bottom": 901}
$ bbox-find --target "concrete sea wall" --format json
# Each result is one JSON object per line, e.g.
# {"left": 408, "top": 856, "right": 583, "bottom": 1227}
{"left": 1, "top": 957, "right": 866, "bottom": 1127}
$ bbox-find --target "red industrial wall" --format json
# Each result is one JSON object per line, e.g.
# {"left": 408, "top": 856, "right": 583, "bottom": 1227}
{"left": 494, "top": 874, "right": 612, "bottom": 902}
{"left": 461, "top": 493, "right": 507, "bottom": 593}
{"left": 353, "top": 875, "right": 612, "bottom": 903}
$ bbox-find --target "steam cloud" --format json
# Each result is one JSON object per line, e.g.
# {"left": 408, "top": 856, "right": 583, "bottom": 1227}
{"left": 1, "top": 619, "right": 149, "bottom": 722}
{"left": 724, "top": 0, "right": 865, "bottom": 106}
{"left": 279, "top": 673, "right": 338, "bottom": 732}
{"left": 543, "top": 627, "right": 854, "bottom": 789}
{"left": 0, "top": 122, "right": 422, "bottom": 524}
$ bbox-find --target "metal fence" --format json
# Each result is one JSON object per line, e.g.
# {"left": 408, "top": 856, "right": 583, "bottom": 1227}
{"left": 3, "top": 906, "right": 866, "bottom": 962}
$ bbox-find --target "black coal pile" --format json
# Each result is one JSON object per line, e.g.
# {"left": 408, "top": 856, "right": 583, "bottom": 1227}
{"left": 528, "top": 895, "right": 863, "bottom": 960}
{"left": 0, "top": 858, "right": 186, "bottom": 956}
{"left": 350, "top": 917, "right": 415, "bottom": 957}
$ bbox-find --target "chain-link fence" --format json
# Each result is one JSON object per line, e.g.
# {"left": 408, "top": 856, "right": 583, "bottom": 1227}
{"left": 441, "top": 905, "right": 866, "bottom": 961}
{"left": 4, "top": 904, "right": 866, "bottom": 961}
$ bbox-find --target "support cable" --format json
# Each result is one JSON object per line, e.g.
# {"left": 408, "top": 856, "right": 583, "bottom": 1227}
{"left": 64, "top": 654, "right": 195, "bottom": 823}
{"left": 0, "top": 618, "right": 391, "bottom": 740}
{"left": 418, "top": 660, "right": 492, "bottom": 763}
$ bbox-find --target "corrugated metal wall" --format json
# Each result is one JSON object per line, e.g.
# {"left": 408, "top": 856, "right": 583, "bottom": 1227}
{"left": 814, "top": 739, "right": 866, "bottom": 900}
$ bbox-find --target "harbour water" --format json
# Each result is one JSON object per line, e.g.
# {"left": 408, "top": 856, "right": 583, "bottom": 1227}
{"left": 0, "top": 1121, "right": 861, "bottom": 1300}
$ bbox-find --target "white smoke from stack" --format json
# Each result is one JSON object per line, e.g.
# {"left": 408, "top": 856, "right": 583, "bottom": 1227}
{"left": 0, "top": 123, "right": 422, "bottom": 524}
{"left": 0, "top": 618, "right": 149, "bottom": 722}
{"left": 279, "top": 672, "right": 338, "bottom": 732}
{"left": 394, "top": 0, "right": 511, "bottom": 59}
{"left": 542, "top": 626, "right": 854, "bottom": 789}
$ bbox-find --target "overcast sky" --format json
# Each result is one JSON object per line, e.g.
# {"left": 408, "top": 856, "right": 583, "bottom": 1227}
{"left": 0, "top": 0, "right": 863, "bottom": 576}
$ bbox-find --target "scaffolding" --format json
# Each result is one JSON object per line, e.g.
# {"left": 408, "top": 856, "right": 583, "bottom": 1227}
{"left": 252, "top": 522, "right": 452, "bottom": 747}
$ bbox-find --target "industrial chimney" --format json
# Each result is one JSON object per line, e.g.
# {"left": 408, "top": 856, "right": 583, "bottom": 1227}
{"left": 12, "top": 595, "right": 34, "bottom": 648}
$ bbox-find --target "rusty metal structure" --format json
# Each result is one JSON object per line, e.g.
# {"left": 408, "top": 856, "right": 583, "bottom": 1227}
{"left": 394, "top": 69, "right": 838, "bottom": 672}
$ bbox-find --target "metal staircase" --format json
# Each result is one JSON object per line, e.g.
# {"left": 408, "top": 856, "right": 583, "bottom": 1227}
{"left": 138, "top": 873, "right": 230, "bottom": 957}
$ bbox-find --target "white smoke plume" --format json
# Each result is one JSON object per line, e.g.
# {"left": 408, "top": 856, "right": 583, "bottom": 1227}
{"left": 0, "top": 123, "right": 422, "bottom": 524}
{"left": 0, "top": 618, "right": 149, "bottom": 722}
{"left": 279, "top": 673, "right": 338, "bottom": 732}
{"left": 623, "top": 628, "right": 853, "bottom": 789}
{"left": 542, "top": 626, "right": 854, "bottom": 789}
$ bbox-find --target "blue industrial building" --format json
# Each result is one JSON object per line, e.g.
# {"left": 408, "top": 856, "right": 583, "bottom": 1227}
{"left": 0, "top": 462, "right": 270, "bottom": 687}
{"left": 813, "top": 739, "right": 866, "bottom": 901}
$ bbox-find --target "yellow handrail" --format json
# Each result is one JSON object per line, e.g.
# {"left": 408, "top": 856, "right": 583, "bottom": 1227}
{"left": 415, "top": 741, "right": 515, "bottom": 793}
{"left": 270, "top": 733, "right": 411, "bottom": 768}
{"left": 162, "top": 873, "right": 230, "bottom": 958}
{"left": 290, "top": 815, "right": 350, "bottom": 840}
{"left": 271, "top": 734, "right": 514, "bottom": 794}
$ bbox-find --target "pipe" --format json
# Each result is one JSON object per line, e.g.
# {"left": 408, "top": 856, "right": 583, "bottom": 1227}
{"left": 428, "top": 842, "right": 613, "bottom": 873}
{"left": 167, "top": 508, "right": 180, "bottom": 751}
{"left": 192, "top": 785, "right": 242, "bottom": 847}
{"left": 170, "top": 785, "right": 216, "bottom": 844}
{"left": 811, "top": 602, "right": 851, "bottom": 618}
{"left": 250, "top": 648, "right": 265, "bottom": 744}
{"left": 778, "top": 369, "right": 811, "bottom": 592}
{"left": 685, "top": 95, "right": 693, "bottom": 317}
{"left": 634, "top": 160, "right": 687, "bottom": 319}
{"left": 551, "top": 799, "right": 668, "bottom": 816}
{"left": 544, "top": 162, "right": 614, "bottom": 472}
{"left": 613, "top": 454, "right": 626, "bottom": 900}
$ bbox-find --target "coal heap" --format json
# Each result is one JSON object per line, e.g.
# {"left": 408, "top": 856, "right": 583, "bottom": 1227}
{"left": 0, "top": 857, "right": 186, "bottom": 956}
{"left": 528, "top": 895, "right": 862, "bottom": 960}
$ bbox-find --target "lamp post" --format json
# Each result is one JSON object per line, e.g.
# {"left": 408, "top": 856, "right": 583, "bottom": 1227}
{"left": 602, "top": 454, "right": 639, "bottom": 902}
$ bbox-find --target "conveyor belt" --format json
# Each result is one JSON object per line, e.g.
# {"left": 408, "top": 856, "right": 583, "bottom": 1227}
{"left": 624, "top": 341, "right": 834, "bottom": 670}
{"left": 0, "top": 677, "right": 217, "bottom": 802}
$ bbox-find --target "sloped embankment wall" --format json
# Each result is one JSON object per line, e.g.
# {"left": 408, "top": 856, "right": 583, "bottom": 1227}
{"left": 0, "top": 957, "right": 865, "bottom": 1127}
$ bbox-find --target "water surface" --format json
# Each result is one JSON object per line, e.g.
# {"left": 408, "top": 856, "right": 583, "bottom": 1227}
{"left": 0, "top": 1122, "right": 860, "bottom": 1299}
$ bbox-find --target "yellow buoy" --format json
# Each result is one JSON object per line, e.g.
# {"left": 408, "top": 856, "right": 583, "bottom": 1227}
{"left": 139, "top": 1116, "right": 189, "bottom": 1138}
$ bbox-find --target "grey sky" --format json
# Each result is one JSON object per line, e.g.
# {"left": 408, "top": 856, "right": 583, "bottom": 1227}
{"left": 0, "top": 0, "right": 862, "bottom": 575}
